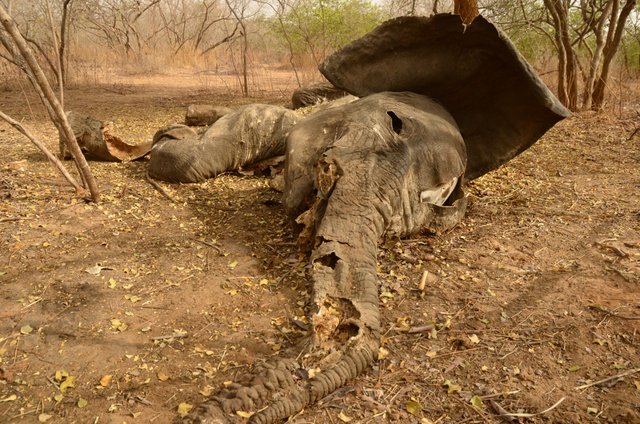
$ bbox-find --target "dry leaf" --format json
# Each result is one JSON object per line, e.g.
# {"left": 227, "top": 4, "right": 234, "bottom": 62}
{"left": 59, "top": 375, "right": 76, "bottom": 393}
{"left": 111, "top": 318, "right": 128, "bottom": 332}
{"left": 378, "top": 346, "right": 389, "bottom": 360}
{"left": 443, "top": 380, "right": 461, "bottom": 394}
{"left": 199, "top": 385, "right": 214, "bottom": 396}
{"left": 38, "top": 413, "right": 52, "bottom": 422}
{"left": 0, "top": 394, "right": 17, "bottom": 402}
{"left": 236, "top": 411, "right": 253, "bottom": 418}
{"left": 228, "top": 260, "right": 238, "bottom": 269}
{"left": 177, "top": 402, "right": 193, "bottom": 417}
{"left": 406, "top": 400, "right": 422, "bottom": 415}
{"left": 470, "top": 395, "right": 483, "bottom": 408}
{"left": 125, "top": 294, "right": 142, "bottom": 303}
{"left": 338, "top": 411, "right": 352, "bottom": 422}
{"left": 468, "top": 334, "right": 480, "bottom": 344}
{"left": 99, "top": 374, "right": 112, "bottom": 387}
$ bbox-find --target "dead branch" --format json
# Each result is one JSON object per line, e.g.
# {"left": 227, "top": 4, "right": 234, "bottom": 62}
{"left": 145, "top": 169, "right": 178, "bottom": 203}
{"left": 0, "top": 4, "right": 100, "bottom": 202}
{"left": 0, "top": 110, "right": 82, "bottom": 193}
{"left": 575, "top": 368, "right": 640, "bottom": 390}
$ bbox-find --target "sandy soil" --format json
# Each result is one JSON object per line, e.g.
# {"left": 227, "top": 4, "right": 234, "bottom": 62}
{"left": 0, "top": 78, "right": 639, "bottom": 424}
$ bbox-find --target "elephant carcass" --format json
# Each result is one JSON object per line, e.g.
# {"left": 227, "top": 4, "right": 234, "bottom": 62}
{"left": 184, "top": 104, "right": 232, "bottom": 126}
{"left": 60, "top": 111, "right": 152, "bottom": 161}
{"left": 181, "top": 14, "right": 569, "bottom": 424}
{"left": 183, "top": 92, "right": 468, "bottom": 423}
{"left": 148, "top": 104, "right": 300, "bottom": 183}
{"left": 291, "top": 82, "right": 351, "bottom": 109}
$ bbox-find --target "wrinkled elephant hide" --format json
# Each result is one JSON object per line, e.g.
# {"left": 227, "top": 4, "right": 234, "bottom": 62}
{"left": 148, "top": 104, "right": 300, "bottom": 183}
{"left": 184, "top": 104, "right": 232, "bottom": 126}
{"left": 182, "top": 93, "right": 469, "bottom": 424}
{"left": 291, "top": 82, "right": 351, "bottom": 109}
{"left": 180, "top": 15, "right": 569, "bottom": 424}
{"left": 320, "top": 13, "right": 571, "bottom": 180}
{"left": 60, "top": 111, "right": 152, "bottom": 161}
{"left": 285, "top": 91, "right": 468, "bottom": 354}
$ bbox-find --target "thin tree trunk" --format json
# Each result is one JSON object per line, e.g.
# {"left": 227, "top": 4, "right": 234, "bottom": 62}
{"left": 592, "top": 0, "right": 636, "bottom": 110}
{"left": 59, "top": 0, "right": 72, "bottom": 85}
{"left": 0, "top": 110, "right": 82, "bottom": 192}
{"left": 582, "top": 0, "right": 614, "bottom": 110}
{"left": 543, "top": 0, "right": 579, "bottom": 111}
{"left": 45, "top": 0, "right": 64, "bottom": 108}
{"left": 0, "top": 4, "right": 100, "bottom": 202}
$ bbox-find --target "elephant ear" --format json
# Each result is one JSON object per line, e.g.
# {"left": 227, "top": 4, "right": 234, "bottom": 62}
{"left": 320, "top": 14, "right": 570, "bottom": 180}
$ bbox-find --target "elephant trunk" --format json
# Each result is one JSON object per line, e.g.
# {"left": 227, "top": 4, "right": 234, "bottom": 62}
{"left": 181, "top": 150, "right": 390, "bottom": 424}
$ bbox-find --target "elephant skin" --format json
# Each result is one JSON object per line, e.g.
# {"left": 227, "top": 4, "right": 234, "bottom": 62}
{"left": 180, "top": 14, "right": 569, "bottom": 424}
{"left": 149, "top": 104, "right": 300, "bottom": 183}
{"left": 320, "top": 14, "right": 571, "bottom": 180}
{"left": 61, "top": 111, "right": 152, "bottom": 161}
{"left": 184, "top": 104, "right": 232, "bottom": 126}
{"left": 291, "top": 81, "right": 351, "bottom": 109}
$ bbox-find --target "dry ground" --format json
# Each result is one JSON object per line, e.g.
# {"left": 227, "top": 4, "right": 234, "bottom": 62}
{"left": 0, "top": 76, "right": 639, "bottom": 424}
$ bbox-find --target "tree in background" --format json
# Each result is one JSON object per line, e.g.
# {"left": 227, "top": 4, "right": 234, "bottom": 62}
{"left": 268, "top": 0, "right": 385, "bottom": 72}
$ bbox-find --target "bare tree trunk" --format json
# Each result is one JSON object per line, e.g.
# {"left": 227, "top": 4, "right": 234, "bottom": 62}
{"left": 0, "top": 110, "right": 82, "bottom": 192}
{"left": 543, "top": 0, "right": 579, "bottom": 111}
{"left": 581, "top": 1, "right": 613, "bottom": 110}
{"left": 454, "top": 0, "right": 479, "bottom": 25}
{"left": 59, "top": 0, "right": 72, "bottom": 85}
{"left": 591, "top": 0, "right": 636, "bottom": 110}
{"left": 225, "top": 0, "right": 249, "bottom": 97}
{"left": 0, "top": 4, "right": 100, "bottom": 202}
{"left": 45, "top": 0, "right": 64, "bottom": 108}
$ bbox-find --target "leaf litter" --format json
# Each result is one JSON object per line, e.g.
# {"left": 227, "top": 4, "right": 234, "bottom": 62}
{"left": 0, "top": 85, "right": 638, "bottom": 423}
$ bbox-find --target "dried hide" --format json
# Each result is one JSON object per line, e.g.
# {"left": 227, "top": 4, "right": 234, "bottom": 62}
{"left": 61, "top": 111, "right": 152, "bottom": 161}
{"left": 148, "top": 104, "right": 300, "bottom": 183}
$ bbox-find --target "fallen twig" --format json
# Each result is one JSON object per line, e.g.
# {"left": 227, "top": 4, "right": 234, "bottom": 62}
{"left": 145, "top": 170, "right": 178, "bottom": 203}
{"left": 192, "top": 238, "right": 223, "bottom": 255}
{"left": 575, "top": 368, "right": 640, "bottom": 390}
{"left": 0, "top": 110, "right": 82, "bottom": 193}
{"left": 150, "top": 333, "right": 188, "bottom": 341}
{"left": 492, "top": 396, "right": 566, "bottom": 418}
{"left": 0, "top": 217, "right": 33, "bottom": 223}
{"left": 588, "top": 304, "right": 640, "bottom": 321}
{"left": 407, "top": 324, "right": 435, "bottom": 334}
{"left": 489, "top": 400, "right": 518, "bottom": 423}
{"left": 479, "top": 390, "right": 520, "bottom": 400}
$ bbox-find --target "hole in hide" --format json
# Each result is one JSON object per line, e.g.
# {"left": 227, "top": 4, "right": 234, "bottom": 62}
{"left": 314, "top": 252, "right": 339, "bottom": 269}
{"left": 387, "top": 111, "right": 403, "bottom": 134}
{"left": 334, "top": 322, "right": 361, "bottom": 343}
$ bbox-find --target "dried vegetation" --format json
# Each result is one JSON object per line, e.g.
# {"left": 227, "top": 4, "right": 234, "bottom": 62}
{"left": 0, "top": 80, "right": 639, "bottom": 423}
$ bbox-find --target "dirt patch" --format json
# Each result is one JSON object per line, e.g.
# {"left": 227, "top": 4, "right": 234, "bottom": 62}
{"left": 1, "top": 81, "right": 639, "bottom": 423}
